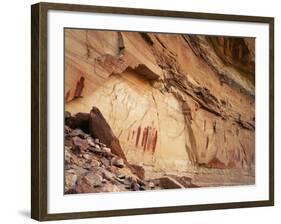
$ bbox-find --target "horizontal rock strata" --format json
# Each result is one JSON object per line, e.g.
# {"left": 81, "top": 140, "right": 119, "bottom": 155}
{"left": 64, "top": 29, "right": 255, "bottom": 191}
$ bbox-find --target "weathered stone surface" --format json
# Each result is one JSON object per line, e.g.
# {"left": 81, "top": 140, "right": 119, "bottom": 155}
{"left": 131, "top": 181, "right": 140, "bottom": 191}
{"left": 130, "top": 164, "right": 145, "bottom": 180}
{"left": 156, "top": 176, "right": 185, "bottom": 189}
{"left": 102, "top": 147, "right": 111, "bottom": 154}
{"left": 111, "top": 157, "right": 125, "bottom": 168}
{"left": 64, "top": 125, "right": 149, "bottom": 194}
{"left": 94, "top": 138, "right": 100, "bottom": 144}
{"left": 66, "top": 112, "right": 90, "bottom": 133}
{"left": 82, "top": 153, "right": 93, "bottom": 161}
{"left": 84, "top": 173, "right": 103, "bottom": 187}
{"left": 117, "top": 173, "right": 126, "bottom": 179}
{"left": 86, "top": 136, "right": 96, "bottom": 147}
{"left": 100, "top": 157, "right": 110, "bottom": 167}
{"left": 65, "top": 172, "right": 77, "bottom": 191}
{"left": 148, "top": 182, "right": 155, "bottom": 189}
{"left": 65, "top": 30, "right": 255, "bottom": 191}
{"left": 70, "top": 129, "right": 86, "bottom": 138}
{"left": 72, "top": 136, "right": 88, "bottom": 152}
{"left": 89, "top": 106, "right": 127, "bottom": 161}
{"left": 91, "top": 159, "right": 101, "bottom": 167}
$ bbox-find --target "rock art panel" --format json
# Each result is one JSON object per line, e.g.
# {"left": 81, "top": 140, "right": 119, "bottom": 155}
{"left": 64, "top": 29, "right": 255, "bottom": 192}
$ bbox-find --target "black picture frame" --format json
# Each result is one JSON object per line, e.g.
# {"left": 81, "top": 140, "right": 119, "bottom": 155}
{"left": 31, "top": 2, "right": 274, "bottom": 221}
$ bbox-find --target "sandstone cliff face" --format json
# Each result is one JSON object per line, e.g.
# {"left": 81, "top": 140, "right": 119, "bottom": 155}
{"left": 65, "top": 29, "right": 255, "bottom": 186}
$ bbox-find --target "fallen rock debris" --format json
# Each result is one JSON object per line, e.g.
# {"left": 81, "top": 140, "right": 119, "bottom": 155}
{"left": 64, "top": 107, "right": 198, "bottom": 194}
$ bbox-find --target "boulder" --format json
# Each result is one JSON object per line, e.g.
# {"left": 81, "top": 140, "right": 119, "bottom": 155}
{"left": 155, "top": 176, "right": 185, "bottom": 189}
{"left": 111, "top": 157, "right": 125, "bottom": 168}
{"left": 89, "top": 106, "right": 127, "bottom": 161}
{"left": 130, "top": 164, "right": 145, "bottom": 180}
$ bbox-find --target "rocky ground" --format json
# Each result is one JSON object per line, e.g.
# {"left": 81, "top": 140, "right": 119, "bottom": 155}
{"left": 64, "top": 109, "right": 199, "bottom": 194}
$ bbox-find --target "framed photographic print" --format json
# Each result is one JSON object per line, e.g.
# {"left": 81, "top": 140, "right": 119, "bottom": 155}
{"left": 31, "top": 2, "right": 274, "bottom": 221}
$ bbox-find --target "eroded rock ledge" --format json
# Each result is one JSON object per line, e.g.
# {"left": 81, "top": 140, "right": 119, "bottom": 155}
{"left": 64, "top": 30, "right": 255, "bottom": 190}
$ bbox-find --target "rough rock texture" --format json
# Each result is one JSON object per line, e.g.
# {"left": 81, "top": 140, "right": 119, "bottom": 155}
{"left": 64, "top": 29, "right": 255, "bottom": 188}
{"left": 89, "top": 106, "right": 127, "bottom": 161}
{"left": 64, "top": 116, "right": 197, "bottom": 194}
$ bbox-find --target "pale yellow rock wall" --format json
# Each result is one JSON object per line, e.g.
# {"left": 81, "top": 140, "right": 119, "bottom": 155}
{"left": 67, "top": 69, "right": 191, "bottom": 172}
